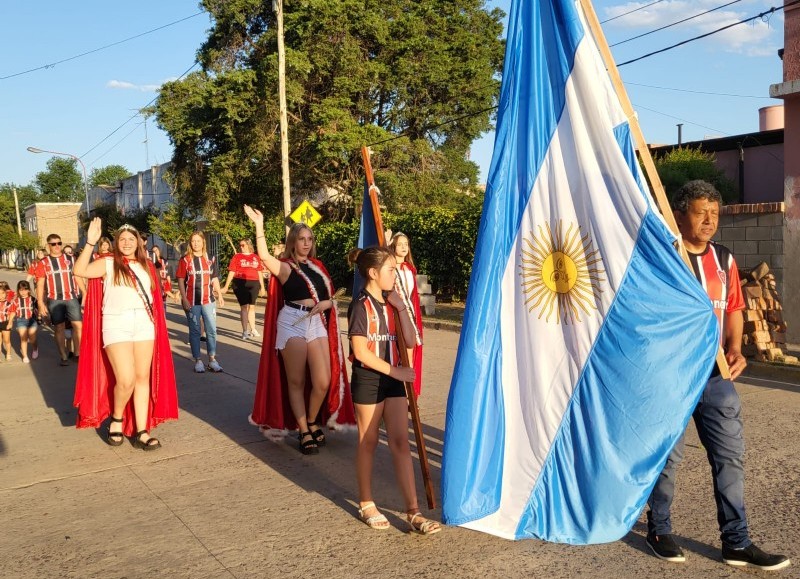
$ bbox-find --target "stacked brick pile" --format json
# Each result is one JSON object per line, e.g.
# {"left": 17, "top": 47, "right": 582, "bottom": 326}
{"left": 740, "top": 262, "right": 798, "bottom": 364}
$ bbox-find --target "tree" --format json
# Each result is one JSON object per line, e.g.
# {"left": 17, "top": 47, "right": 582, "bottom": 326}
{"left": 652, "top": 147, "right": 737, "bottom": 205}
{"left": 147, "top": 203, "right": 198, "bottom": 256}
{"left": 83, "top": 203, "right": 158, "bottom": 242}
{"left": 0, "top": 223, "right": 38, "bottom": 252}
{"left": 34, "top": 157, "right": 83, "bottom": 202}
{"left": 155, "top": 0, "right": 505, "bottom": 217}
{"left": 90, "top": 165, "right": 132, "bottom": 188}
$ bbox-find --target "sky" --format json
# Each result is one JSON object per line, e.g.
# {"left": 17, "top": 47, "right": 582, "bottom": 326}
{"left": 0, "top": 0, "right": 787, "bottom": 189}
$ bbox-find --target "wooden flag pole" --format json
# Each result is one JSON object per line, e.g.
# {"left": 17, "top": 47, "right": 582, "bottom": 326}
{"left": 360, "top": 146, "right": 437, "bottom": 509}
{"left": 578, "top": 0, "right": 731, "bottom": 379}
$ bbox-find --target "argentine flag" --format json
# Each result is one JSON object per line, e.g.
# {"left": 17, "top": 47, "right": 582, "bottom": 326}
{"left": 441, "top": 0, "right": 720, "bottom": 544}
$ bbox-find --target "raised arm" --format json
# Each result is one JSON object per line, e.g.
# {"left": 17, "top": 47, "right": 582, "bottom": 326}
{"left": 73, "top": 217, "right": 108, "bottom": 279}
{"left": 243, "top": 205, "right": 289, "bottom": 282}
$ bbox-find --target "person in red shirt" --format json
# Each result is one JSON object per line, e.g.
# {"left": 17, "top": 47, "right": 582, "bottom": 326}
{"left": 35, "top": 233, "right": 85, "bottom": 366}
{"left": 176, "top": 231, "right": 225, "bottom": 373}
{"left": 26, "top": 248, "right": 46, "bottom": 287}
{"left": 222, "top": 238, "right": 265, "bottom": 340}
{"left": 151, "top": 245, "right": 176, "bottom": 303}
{"left": 644, "top": 181, "right": 789, "bottom": 571}
{"left": 0, "top": 284, "right": 16, "bottom": 361}
{"left": 13, "top": 280, "right": 38, "bottom": 363}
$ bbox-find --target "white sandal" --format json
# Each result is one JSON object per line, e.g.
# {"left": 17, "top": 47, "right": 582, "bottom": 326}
{"left": 407, "top": 512, "right": 442, "bottom": 535}
{"left": 358, "top": 502, "right": 390, "bottom": 530}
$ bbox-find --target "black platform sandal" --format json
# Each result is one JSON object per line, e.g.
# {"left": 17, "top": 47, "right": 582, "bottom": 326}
{"left": 298, "top": 431, "right": 319, "bottom": 455}
{"left": 307, "top": 420, "right": 326, "bottom": 447}
{"left": 132, "top": 430, "right": 162, "bottom": 451}
{"left": 106, "top": 416, "right": 124, "bottom": 447}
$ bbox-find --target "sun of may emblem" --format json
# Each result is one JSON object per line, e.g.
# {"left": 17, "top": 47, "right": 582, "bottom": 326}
{"left": 520, "top": 221, "right": 605, "bottom": 324}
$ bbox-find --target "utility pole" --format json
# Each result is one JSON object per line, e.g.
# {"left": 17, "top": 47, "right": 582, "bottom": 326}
{"left": 274, "top": 0, "right": 291, "bottom": 230}
{"left": 12, "top": 186, "right": 22, "bottom": 237}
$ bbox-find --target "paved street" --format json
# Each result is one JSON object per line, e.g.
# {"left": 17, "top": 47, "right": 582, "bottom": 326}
{"left": 1, "top": 266, "right": 799, "bottom": 578}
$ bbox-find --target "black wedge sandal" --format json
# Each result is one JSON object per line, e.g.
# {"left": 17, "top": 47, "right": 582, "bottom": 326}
{"left": 298, "top": 431, "right": 319, "bottom": 455}
{"left": 307, "top": 420, "right": 326, "bottom": 447}
{"left": 106, "top": 416, "right": 124, "bottom": 447}
{"left": 132, "top": 430, "right": 161, "bottom": 451}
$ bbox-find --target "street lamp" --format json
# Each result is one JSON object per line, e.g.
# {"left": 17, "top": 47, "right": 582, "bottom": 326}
{"left": 26, "top": 146, "right": 91, "bottom": 218}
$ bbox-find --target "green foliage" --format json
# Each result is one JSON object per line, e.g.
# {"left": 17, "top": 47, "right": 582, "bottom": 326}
{"left": 0, "top": 223, "right": 38, "bottom": 251}
{"left": 147, "top": 203, "right": 198, "bottom": 255}
{"left": 288, "top": 194, "right": 483, "bottom": 298}
{"left": 0, "top": 184, "right": 38, "bottom": 227}
{"left": 87, "top": 203, "right": 156, "bottom": 237}
{"left": 653, "top": 147, "right": 737, "bottom": 205}
{"left": 155, "top": 0, "right": 504, "bottom": 216}
{"left": 90, "top": 165, "right": 132, "bottom": 188}
{"left": 34, "top": 157, "right": 84, "bottom": 202}
{"left": 386, "top": 197, "right": 483, "bottom": 299}
{"left": 314, "top": 219, "right": 361, "bottom": 290}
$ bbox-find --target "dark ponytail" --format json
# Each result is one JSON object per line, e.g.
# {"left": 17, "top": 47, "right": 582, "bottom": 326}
{"left": 349, "top": 246, "right": 394, "bottom": 279}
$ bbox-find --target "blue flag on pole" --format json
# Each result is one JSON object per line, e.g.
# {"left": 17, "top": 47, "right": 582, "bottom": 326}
{"left": 441, "top": 0, "right": 720, "bottom": 544}
{"left": 353, "top": 179, "right": 380, "bottom": 296}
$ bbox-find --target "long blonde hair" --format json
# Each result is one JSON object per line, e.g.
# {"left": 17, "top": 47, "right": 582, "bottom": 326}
{"left": 281, "top": 223, "right": 316, "bottom": 262}
{"left": 185, "top": 231, "right": 207, "bottom": 258}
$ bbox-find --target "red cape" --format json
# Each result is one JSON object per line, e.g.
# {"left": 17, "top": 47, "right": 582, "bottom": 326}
{"left": 399, "top": 261, "right": 424, "bottom": 397}
{"left": 250, "top": 258, "right": 356, "bottom": 433}
{"left": 73, "top": 261, "right": 179, "bottom": 436}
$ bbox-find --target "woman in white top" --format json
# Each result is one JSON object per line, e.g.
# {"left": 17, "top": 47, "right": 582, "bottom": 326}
{"left": 73, "top": 218, "right": 167, "bottom": 450}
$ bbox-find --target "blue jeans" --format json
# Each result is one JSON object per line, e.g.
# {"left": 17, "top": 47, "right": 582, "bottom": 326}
{"left": 647, "top": 375, "right": 750, "bottom": 548}
{"left": 186, "top": 303, "right": 217, "bottom": 360}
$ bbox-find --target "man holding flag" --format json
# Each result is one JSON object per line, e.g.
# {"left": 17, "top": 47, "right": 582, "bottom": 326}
{"left": 644, "top": 180, "right": 789, "bottom": 571}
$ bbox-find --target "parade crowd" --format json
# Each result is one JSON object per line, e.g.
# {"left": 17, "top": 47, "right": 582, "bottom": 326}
{"left": 0, "top": 182, "right": 791, "bottom": 568}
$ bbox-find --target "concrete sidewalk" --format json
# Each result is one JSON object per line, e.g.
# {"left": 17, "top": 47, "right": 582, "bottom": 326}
{"left": 1, "top": 267, "right": 799, "bottom": 578}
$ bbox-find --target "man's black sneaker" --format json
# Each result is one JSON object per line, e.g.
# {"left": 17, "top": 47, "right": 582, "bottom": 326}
{"left": 646, "top": 532, "right": 686, "bottom": 562}
{"left": 722, "top": 543, "right": 790, "bottom": 571}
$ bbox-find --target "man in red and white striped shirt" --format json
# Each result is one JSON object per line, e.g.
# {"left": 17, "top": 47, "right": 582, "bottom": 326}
{"left": 35, "top": 233, "right": 85, "bottom": 366}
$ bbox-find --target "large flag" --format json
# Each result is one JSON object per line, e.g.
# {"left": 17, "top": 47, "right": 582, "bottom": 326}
{"left": 353, "top": 179, "right": 381, "bottom": 296}
{"left": 441, "top": 0, "right": 720, "bottom": 545}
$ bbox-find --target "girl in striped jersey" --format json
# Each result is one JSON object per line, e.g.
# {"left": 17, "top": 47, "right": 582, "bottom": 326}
{"left": 0, "top": 284, "right": 15, "bottom": 361}
{"left": 176, "top": 232, "right": 225, "bottom": 373}
{"left": 13, "top": 280, "right": 38, "bottom": 363}
{"left": 347, "top": 247, "right": 441, "bottom": 535}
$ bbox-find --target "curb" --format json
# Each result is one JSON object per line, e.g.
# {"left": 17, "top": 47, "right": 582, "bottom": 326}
{"left": 742, "top": 359, "right": 800, "bottom": 382}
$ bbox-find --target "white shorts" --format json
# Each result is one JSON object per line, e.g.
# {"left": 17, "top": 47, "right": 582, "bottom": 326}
{"left": 275, "top": 304, "right": 327, "bottom": 350}
{"left": 103, "top": 309, "right": 155, "bottom": 347}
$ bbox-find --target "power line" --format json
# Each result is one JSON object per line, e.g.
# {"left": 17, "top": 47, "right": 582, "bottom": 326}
{"left": 88, "top": 122, "right": 146, "bottom": 167}
{"left": 634, "top": 103, "right": 729, "bottom": 136}
{"left": 80, "top": 61, "right": 200, "bottom": 160}
{"left": 611, "top": 0, "right": 743, "bottom": 47}
{"left": 618, "top": 0, "right": 798, "bottom": 67}
{"left": 627, "top": 81, "right": 766, "bottom": 99}
{"left": 0, "top": 12, "right": 204, "bottom": 81}
{"left": 601, "top": 0, "right": 667, "bottom": 24}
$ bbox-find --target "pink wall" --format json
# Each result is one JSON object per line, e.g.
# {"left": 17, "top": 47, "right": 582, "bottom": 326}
{"left": 715, "top": 144, "right": 785, "bottom": 203}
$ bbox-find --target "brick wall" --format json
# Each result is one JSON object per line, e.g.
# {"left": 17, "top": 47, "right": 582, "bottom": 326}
{"left": 714, "top": 202, "right": 784, "bottom": 292}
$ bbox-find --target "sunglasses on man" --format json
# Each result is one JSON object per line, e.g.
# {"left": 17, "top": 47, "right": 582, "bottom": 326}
{"left": 49, "top": 241, "right": 62, "bottom": 246}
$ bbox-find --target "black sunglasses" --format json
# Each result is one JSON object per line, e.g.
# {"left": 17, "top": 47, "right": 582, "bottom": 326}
{"left": 49, "top": 241, "right": 62, "bottom": 246}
